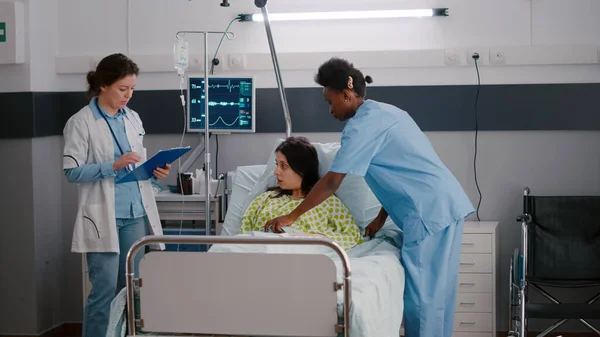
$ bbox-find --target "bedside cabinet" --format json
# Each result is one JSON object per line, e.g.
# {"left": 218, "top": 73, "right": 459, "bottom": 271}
{"left": 453, "top": 221, "right": 498, "bottom": 337}
{"left": 399, "top": 221, "right": 498, "bottom": 337}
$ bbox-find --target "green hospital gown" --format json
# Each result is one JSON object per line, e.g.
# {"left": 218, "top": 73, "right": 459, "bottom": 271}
{"left": 239, "top": 191, "right": 364, "bottom": 250}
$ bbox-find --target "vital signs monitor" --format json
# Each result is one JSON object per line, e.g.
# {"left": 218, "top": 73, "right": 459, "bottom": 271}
{"left": 187, "top": 76, "right": 256, "bottom": 133}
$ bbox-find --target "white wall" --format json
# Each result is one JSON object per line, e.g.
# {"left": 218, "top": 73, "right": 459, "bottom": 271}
{"left": 0, "top": 0, "right": 30, "bottom": 92}
{"left": 54, "top": 0, "right": 600, "bottom": 92}
{"left": 0, "top": 0, "right": 60, "bottom": 92}
{"left": 28, "top": 0, "right": 58, "bottom": 91}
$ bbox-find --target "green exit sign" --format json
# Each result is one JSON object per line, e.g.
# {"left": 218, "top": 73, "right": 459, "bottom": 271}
{"left": 0, "top": 22, "right": 6, "bottom": 42}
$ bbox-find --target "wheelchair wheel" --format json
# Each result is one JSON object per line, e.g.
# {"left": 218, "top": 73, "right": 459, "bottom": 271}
{"left": 508, "top": 252, "right": 516, "bottom": 334}
{"left": 509, "top": 248, "right": 524, "bottom": 336}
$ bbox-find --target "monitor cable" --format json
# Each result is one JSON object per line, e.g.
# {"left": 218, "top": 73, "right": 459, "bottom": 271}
{"left": 210, "top": 17, "right": 238, "bottom": 76}
{"left": 471, "top": 53, "right": 482, "bottom": 221}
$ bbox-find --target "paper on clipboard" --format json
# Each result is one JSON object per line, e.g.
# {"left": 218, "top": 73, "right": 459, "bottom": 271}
{"left": 116, "top": 146, "right": 192, "bottom": 184}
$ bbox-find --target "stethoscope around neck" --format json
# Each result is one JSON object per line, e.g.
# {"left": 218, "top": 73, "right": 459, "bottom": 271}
{"left": 95, "top": 99, "right": 144, "bottom": 171}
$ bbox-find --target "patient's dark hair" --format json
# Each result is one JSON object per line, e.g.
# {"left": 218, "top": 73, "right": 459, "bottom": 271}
{"left": 269, "top": 137, "right": 319, "bottom": 198}
{"left": 314, "top": 57, "right": 373, "bottom": 97}
{"left": 86, "top": 53, "right": 139, "bottom": 99}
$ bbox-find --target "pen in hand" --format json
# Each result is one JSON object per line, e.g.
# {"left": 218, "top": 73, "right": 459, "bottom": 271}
{"left": 114, "top": 152, "right": 141, "bottom": 171}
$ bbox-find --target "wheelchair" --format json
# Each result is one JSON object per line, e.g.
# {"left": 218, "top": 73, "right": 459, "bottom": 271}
{"left": 508, "top": 187, "right": 600, "bottom": 337}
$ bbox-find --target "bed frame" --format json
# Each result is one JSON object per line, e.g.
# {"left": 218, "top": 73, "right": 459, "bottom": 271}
{"left": 125, "top": 235, "right": 352, "bottom": 337}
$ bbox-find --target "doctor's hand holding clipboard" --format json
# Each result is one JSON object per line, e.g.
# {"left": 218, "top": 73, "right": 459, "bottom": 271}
{"left": 115, "top": 147, "right": 191, "bottom": 184}
{"left": 152, "top": 163, "right": 171, "bottom": 179}
{"left": 112, "top": 151, "right": 171, "bottom": 180}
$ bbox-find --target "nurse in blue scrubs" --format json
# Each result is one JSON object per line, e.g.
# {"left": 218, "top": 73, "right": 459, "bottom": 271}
{"left": 264, "top": 57, "right": 475, "bottom": 337}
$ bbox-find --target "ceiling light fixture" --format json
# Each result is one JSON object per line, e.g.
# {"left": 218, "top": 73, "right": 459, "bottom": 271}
{"left": 239, "top": 8, "right": 449, "bottom": 22}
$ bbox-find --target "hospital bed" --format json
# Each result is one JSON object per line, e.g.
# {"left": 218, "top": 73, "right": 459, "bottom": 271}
{"left": 110, "top": 139, "right": 406, "bottom": 337}
{"left": 508, "top": 187, "right": 600, "bottom": 337}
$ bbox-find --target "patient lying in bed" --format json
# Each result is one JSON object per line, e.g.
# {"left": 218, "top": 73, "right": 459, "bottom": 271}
{"left": 238, "top": 137, "right": 363, "bottom": 250}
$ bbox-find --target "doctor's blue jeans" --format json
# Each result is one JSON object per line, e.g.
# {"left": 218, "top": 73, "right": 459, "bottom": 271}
{"left": 83, "top": 216, "right": 148, "bottom": 337}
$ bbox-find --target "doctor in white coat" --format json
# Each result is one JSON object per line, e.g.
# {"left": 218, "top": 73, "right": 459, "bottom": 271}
{"left": 62, "top": 53, "right": 170, "bottom": 337}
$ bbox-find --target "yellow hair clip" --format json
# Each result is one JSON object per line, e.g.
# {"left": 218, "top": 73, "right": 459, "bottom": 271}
{"left": 347, "top": 76, "right": 354, "bottom": 89}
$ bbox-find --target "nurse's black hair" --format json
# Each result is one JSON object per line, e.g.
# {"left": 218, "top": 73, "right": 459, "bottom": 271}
{"left": 314, "top": 57, "right": 373, "bottom": 97}
{"left": 86, "top": 53, "right": 139, "bottom": 99}
{"left": 268, "top": 136, "right": 320, "bottom": 198}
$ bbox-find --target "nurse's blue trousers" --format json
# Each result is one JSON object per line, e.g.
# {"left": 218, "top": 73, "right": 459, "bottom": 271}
{"left": 401, "top": 219, "right": 464, "bottom": 337}
{"left": 83, "top": 216, "right": 147, "bottom": 337}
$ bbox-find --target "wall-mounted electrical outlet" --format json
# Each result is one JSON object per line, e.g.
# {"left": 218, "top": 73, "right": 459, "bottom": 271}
{"left": 444, "top": 49, "right": 461, "bottom": 66}
{"left": 489, "top": 48, "right": 506, "bottom": 65}
{"left": 183, "top": 56, "right": 202, "bottom": 71}
{"left": 467, "top": 48, "right": 487, "bottom": 65}
{"left": 228, "top": 54, "right": 246, "bottom": 70}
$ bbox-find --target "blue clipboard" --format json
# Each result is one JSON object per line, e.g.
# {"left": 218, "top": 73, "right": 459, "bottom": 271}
{"left": 116, "top": 146, "right": 192, "bottom": 184}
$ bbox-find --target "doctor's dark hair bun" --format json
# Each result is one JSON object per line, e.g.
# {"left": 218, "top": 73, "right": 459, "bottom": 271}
{"left": 314, "top": 57, "right": 372, "bottom": 98}
{"left": 86, "top": 53, "right": 140, "bottom": 99}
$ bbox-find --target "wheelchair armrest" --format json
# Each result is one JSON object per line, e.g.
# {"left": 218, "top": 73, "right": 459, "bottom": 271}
{"left": 516, "top": 214, "right": 532, "bottom": 223}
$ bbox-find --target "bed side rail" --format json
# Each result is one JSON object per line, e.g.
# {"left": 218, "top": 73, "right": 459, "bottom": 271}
{"left": 125, "top": 235, "right": 352, "bottom": 337}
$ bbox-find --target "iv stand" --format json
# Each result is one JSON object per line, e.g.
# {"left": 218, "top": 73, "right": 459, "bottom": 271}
{"left": 175, "top": 30, "right": 234, "bottom": 237}
{"left": 255, "top": 0, "right": 292, "bottom": 138}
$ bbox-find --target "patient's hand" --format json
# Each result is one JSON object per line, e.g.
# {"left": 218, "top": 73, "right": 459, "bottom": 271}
{"left": 264, "top": 215, "right": 294, "bottom": 233}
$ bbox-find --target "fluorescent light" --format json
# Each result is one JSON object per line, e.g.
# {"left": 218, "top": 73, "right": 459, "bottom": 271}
{"left": 243, "top": 8, "right": 448, "bottom": 22}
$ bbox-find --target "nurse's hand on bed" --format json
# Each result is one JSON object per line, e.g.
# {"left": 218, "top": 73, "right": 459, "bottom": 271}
{"left": 264, "top": 215, "right": 294, "bottom": 233}
{"left": 364, "top": 218, "right": 385, "bottom": 238}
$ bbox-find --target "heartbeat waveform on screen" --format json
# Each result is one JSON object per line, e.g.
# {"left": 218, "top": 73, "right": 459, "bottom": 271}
{"left": 193, "top": 115, "right": 250, "bottom": 127}
{"left": 208, "top": 116, "right": 241, "bottom": 127}
{"left": 190, "top": 98, "right": 241, "bottom": 107}
{"left": 195, "top": 80, "right": 241, "bottom": 92}
{"left": 207, "top": 101, "right": 240, "bottom": 107}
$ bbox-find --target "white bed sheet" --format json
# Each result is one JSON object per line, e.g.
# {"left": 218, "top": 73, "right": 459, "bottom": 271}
{"left": 207, "top": 225, "right": 405, "bottom": 337}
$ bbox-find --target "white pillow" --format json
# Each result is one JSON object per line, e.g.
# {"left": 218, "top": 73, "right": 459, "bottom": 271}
{"left": 249, "top": 138, "right": 397, "bottom": 232}
{"left": 220, "top": 164, "right": 267, "bottom": 236}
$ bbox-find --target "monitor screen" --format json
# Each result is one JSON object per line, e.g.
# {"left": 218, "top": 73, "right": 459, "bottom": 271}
{"left": 187, "top": 76, "right": 256, "bottom": 133}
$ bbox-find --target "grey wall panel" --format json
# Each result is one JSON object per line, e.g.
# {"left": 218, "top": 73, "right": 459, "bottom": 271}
{"left": 1, "top": 83, "right": 599, "bottom": 138}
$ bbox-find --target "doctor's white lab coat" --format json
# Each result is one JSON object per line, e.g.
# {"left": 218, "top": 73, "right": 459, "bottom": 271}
{"left": 62, "top": 104, "right": 164, "bottom": 253}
